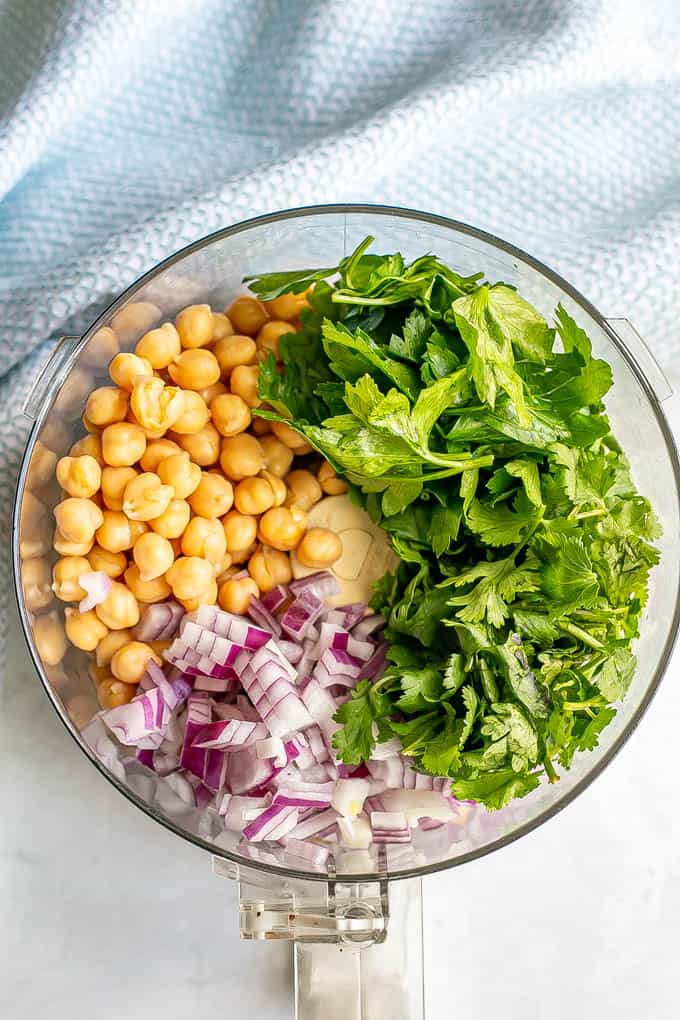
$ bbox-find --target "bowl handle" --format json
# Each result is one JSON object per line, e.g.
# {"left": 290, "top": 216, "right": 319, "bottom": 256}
{"left": 604, "top": 318, "right": 672, "bottom": 402}
{"left": 213, "top": 856, "right": 424, "bottom": 1020}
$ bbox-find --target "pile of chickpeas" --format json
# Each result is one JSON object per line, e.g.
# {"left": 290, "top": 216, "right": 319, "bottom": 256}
{"left": 35, "top": 290, "right": 348, "bottom": 712}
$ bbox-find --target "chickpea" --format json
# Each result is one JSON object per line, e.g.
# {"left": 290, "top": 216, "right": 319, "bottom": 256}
{"left": 178, "top": 577, "right": 218, "bottom": 613}
{"left": 210, "top": 393, "right": 251, "bottom": 437}
{"left": 181, "top": 516, "right": 227, "bottom": 565}
{"left": 56, "top": 455, "right": 102, "bottom": 499}
{"left": 54, "top": 498, "right": 103, "bottom": 545}
{"left": 175, "top": 303, "right": 214, "bottom": 349}
{"left": 168, "top": 349, "right": 220, "bottom": 391}
{"left": 258, "top": 505, "right": 306, "bottom": 552}
{"left": 297, "top": 528, "right": 343, "bottom": 569}
{"left": 53, "top": 530, "right": 94, "bottom": 557}
{"left": 248, "top": 545, "right": 292, "bottom": 592}
{"left": 130, "top": 376, "right": 185, "bottom": 432}
{"left": 84, "top": 326, "right": 119, "bottom": 367}
{"left": 69, "top": 432, "right": 104, "bottom": 466}
{"left": 222, "top": 510, "right": 257, "bottom": 553}
{"left": 230, "top": 363, "right": 261, "bottom": 408}
{"left": 165, "top": 556, "right": 214, "bottom": 601}
{"left": 218, "top": 575, "right": 259, "bottom": 614}
{"left": 97, "top": 678, "right": 136, "bottom": 710}
{"left": 122, "top": 472, "right": 174, "bottom": 522}
{"left": 135, "top": 322, "right": 181, "bottom": 369}
{"left": 148, "top": 498, "right": 191, "bottom": 539}
{"left": 52, "top": 556, "right": 90, "bottom": 601}
{"left": 259, "top": 434, "right": 294, "bottom": 477}
{"left": 102, "top": 422, "right": 147, "bottom": 467}
{"left": 140, "top": 438, "right": 182, "bottom": 473}
{"left": 271, "top": 419, "right": 307, "bottom": 450}
{"left": 65, "top": 608, "right": 109, "bottom": 651}
{"left": 96, "top": 511, "right": 146, "bottom": 553}
{"left": 132, "top": 531, "right": 174, "bottom": 581}
{"left": 259, "top": 469, "right": 286, "bottom": 506}
{"left": 174, "top": 423, "right": 220, "bottom": 466}
{"left": 251, "top": 415, "right": 271, "bottom": 437}
{"left": 110, "top": 301, "right": 160, "bottom": 343}
{"left": 95, "top": 581, "right": 140, "bottom": 630}
{"left": 212, "top": 313, "right": 233, "bottom": 341}
{"left": 156, "top": 452, "right": 201, "bottom": 499}
{"left": 89, "top": 661, "right": 112, "bottom": 686}
{"left": 100, "top": 466, "right": 137, "bottom": 511}
{"left": 110, "top": 640, "right": 161, "bottom": 684}
{"left": 33, "top": 610, "right": 67, "bottom": 666}
{"left": 213, "top": 334, "right": 257, "bottom": 374}
{"left": 227, "top": 296, "right": 269, "bottom": 336}
{"left": 219, "top": 433, "right": 266, "bottom": 482}
{"left": 318, "top": 460, "right": 347, "bottom": 495}
{"left": 170, "top": 390, "right": 210, "bottom": 434}
{"left": 96, "top": 628, "right": 133, "bottom": 668}
{"left": 285, "top": 469, "right": 322, "bottom": 510}
{"left": 214, "top": 553, "right": 233, "bottom": 582}
{"left": 108, "top": 352, "right": 153, "bottom": 392}
{"left": 169, "top": 537, "right": 182, "bottom": 558}
{"left": 124, "top": 564, "right": 171, "bottom": 603}
{"left": 234, "top": 476, "right": 275, "bottom": 516}
{"left": 198, "top": 380, "right": 228, "bottom": 405}
{"left": 267, "top": 288, "right": 311, "bottom": 321}
{"left": 229, "top": 542, "right": 256, "bottom": 565}
{"left": 188, "top": 472, "right": 234, "bottom": 518}
{"left": 256, "top": 319, "right": 294, "bottom": 361}
{"left": 30, "top": 441, "right": 58, "bottom": 487}
{"left": 22, "top": 557, "right": 53, "bottom": 611}
{"left": 85, "top": 386, "right": 129, "bottom": 427}
{"left": 88, "top": 546, "right": 127, "bottom": 579}
{"left": 148, "top": 639, "right": 171, "bottom": 658}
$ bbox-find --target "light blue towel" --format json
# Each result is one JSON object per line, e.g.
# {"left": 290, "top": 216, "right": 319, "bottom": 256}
{"left": 2, "top": 0, "right": 679, "bottom": 640}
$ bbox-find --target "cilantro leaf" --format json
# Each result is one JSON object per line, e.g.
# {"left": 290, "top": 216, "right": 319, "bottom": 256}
{"left": 451, "top": 768, "right": 541, "bottom": 810}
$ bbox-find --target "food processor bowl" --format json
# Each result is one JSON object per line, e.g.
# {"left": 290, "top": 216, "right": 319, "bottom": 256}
{"left": 13, "top": 206, "right": 680, "bottom": 1020}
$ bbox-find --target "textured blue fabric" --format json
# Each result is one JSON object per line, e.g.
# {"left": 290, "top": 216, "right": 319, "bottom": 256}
{"left": 1, "top": 0, "right": 679, "bottom": 636}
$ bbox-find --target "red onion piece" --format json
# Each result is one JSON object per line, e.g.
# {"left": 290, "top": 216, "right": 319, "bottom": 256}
{"left": 260, "top": 584, "right": 289, "bottom": 613}
{"left": 289, "top": 571, "right": 340, "bottom": 600}
{"left": 247, "top": 597, "right": 282, "bottom": 637}
{"left": 78, "top": 571, "right": 112, "bottom": 613}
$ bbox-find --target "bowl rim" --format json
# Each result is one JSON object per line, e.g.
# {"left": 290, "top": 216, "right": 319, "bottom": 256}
{"left": 12, "top": 202, "right": 680, "bottom": 885}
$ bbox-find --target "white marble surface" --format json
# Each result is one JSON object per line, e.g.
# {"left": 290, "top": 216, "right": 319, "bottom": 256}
{"left": 3, "top": 394, "right": 679, "bottom": 1020}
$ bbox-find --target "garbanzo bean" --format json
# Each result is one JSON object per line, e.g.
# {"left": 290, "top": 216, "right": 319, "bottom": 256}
{"left": 259, "top": 469, "right": 286, "bottom": 506}
{"left": 54, "top": 498, "right": 103, "bottom": 545}
{"left": 218, "top": 575, "right": 259, "bottom": 614}
{"left": 271, "top": 419, "right": 306, "bottom": 450}
{"left": 82, "top": 413, "right": 98, "bottom": 434}
{"left": 259, "top": 434, "right": 294, "bottom": 477}
{"left": 212, "top": 313, "right": 233, "bottom": 341}
{"left": 124, "top": 564, "right": 172, "bottom": 603}
{"left": 133, "top": 532, "right": 175, "bottom": 581}
{"left": 174, "top": 423, "right": 221, "bottom": 466}
{"left": 318, "top": 460, "right": 347, "bottom": 495}
{"left": 148, "top": 639, "right": 171, "bottom": 658}
{"left": 258, "top": 505, "right": 306, "bottom": 552}
{"left": 230, "top": 364, "right": 261, "bottom": 408}
{"left": 168, "top": 349, "right": 220, "bottom": 390}
{"left": 248, "top": 545, "right": 292, "bottom": 592}
{"left": 85, "top": 386, "right": 129, "bottom": 427}
{"left": 65, "top": 608, "right": 109, "bottom": 651}
{"left": 89, "top": 660, "right": 112, "bottom": 686}
{"left": 266, "top": 288, "right": 311, "bottom": 321}
{"left": 33, "top": 610, "right": 67, "bottom": 666}
{"left": 30, "top": 441, "right": 58, "bottom": 487}
{"left": 210, "top": 393, "right": 251, "bottom": 437}
{"left": 297, "top": 527, "right": 343, "bottom": 568}
{"left": 233, "top": 476, "right": 275, "bottom": 516}
{"left": 97, "top": 678, "right": 136, "bottom": 710}
{"left": 135, "top": 322, "right": 181, "bottom": 369}
{"left": 52, "top": 556, "right": 90, "bottom": 601}
{"left": 181, "top": 516, "right": 227, "bottom": 564}
{"left": 148, "top": 498, "right": 191, "bottom": 539}
{"left": 229, "top": 542, "right": 256, "bottom": 565}
{"left": 101, "top": 422, "right": 146, "bottom": 467}
{"left": 96, "top": 628, "right": 133, "bottom": 668}
{"left": 56, "top": 455, "right": 102, "bottom": 499}
{"left": 109, "top": 352, "right": 154, "bottom": 391}
{"left": 214, "top": 553, "right": 233, "bottom": 582}
{"left": 222, "top": 510, "right": 257, "bottom": 553}
{"left": 198, "top": 380, "right": 228, "bottom": 405}
{"left": 88, "top": 545, "right": 127, "bottom": 579}
{"left": 96, "top": 511, "right": 147, "bottom": 553}
{"left": 122, "top": 473, "right": 174, "bottom": 522}
{"left": 170, "top": 390, "right": 210, "bottom": 434}
{"left": 251, "top": 415, "right": 271, "bottom": 436}
{"left": 101, "top": 466, "right": 138, "bottom": 511}
{"left": 227, "top": 296, "right": 269, "bottom": 336}
{"left": 175, "top": 304, "right": 214, "bottom": 349}
{"left": 165, "top": 556, "right": 214, "bottom": 601}
{"left": 130, "top": 376, "right": 185, "bottom": 432}
{"left": 111, "top": 640, "right": 162, "bottom": 684}
{"left": 256, "top": 319, "right": 294, "bottom": 361}
{"left": 95, "top": 581, "right": 140, "bottom": 629}
{"left": 188, "top": 472, "right": 234, "bottom": 518}
{"left": 68, "top": 432, "right": 104, "bottom": 465}
{"left": 177, "top": 577, "right": 218, "bottom": 613}
{"left": 140, "top": 438, "right": 182, "bottom": 473}
{"left": 156, "top": 452, "right": 201, "bottom": 499}
{"left": 22, "top": 557, "right": 53, "bottom": 611}
{"left": 219, "top": 433, "right": 265, "bottom": 481}
{"left": 213, "top": 334, "right": 257, "bottom": 374}
{"left": 285, "top": 469, "right": 322, "bottom": 510}
{"left": 53, "top": 530, "right": 94, "bottom": 557}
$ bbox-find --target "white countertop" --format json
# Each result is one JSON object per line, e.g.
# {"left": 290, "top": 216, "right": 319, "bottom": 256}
{"left": 3, "top": 394, "right": 679, "bottom": 1020}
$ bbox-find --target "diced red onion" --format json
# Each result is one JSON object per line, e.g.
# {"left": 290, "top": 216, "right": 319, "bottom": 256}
{"left": 134, "top": 601, "right": 184, "bottom": 642}
{"left": 220, "top": 794, "right": 272, "bottom": 832}
{"left": 273, "top": 781, "right": 335, "bottom": 809}
{"left": 275, "top": 639, "right": 303, "bottom": 665}
{"left": 337, "top": 814, "right": 371, "bottom": 849}
{"left": 281, "top": 837, "right": 329, "bottom": 868}
{"left": 242, "top": 803, "right": 299, "bottom": 842}
{"left": 247, "top": 597, "right": 282, "bottom": 637}
{"left": 192, "top": 719, "right": 267, "bottom": 750}
{"left": 331, "top": 777, "right": 371, "bottom": 817}
{"left": 228, "top": 745, "right": 282, "bottom": 795}
{"left": 260, "top": 584, "right": 289, "bottom": 613}
{"left": 281, "top": 590, "right": 324, "bottom": 639}
{"left": 78, "top": 571, "right": 112, "bottom": 613}
{"left": 352, "top": 614, "right": 386, "bottom": 642}
{"left": 283, "top": 807, "right": 338, "bottom": 840}
{"left": 381, "top": 789, "right": 456, "bottom": 825}
{"left": 193, "top": 674, "right": 239, "bottom": 693}
{"left": 289, "top": 571, "right": 340, "bottom": 600}
{"left": 101, "top": 687, "right": 172, "bottom": 749}
{"left": 370, "top": 810, "right": 412, "bottom": 844}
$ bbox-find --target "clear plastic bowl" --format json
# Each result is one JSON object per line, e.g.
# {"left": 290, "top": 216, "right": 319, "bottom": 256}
{"left": 12, "top": 204, "right": 680, "bottom": 885}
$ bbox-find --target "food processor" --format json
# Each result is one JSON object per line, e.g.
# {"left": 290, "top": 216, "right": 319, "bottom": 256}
{"left": 13, "top": 205, "right": 680, "bottom": 1020}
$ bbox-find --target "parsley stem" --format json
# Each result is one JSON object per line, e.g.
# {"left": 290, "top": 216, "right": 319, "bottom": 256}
{"left": 562, "top": 697, "right": 605, "bottom": 712}
{"left": 557, "top": 620, "right": 604, "bottom": 650}
{"left": 543, "top": 755, "right": 559, "bottom": 784}
{"left": 571, "top": 508, "right": 608, "bottom": 521}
